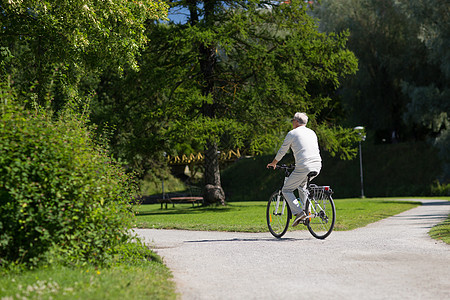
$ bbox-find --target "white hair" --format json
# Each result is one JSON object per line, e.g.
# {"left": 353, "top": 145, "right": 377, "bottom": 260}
{"left": 293, "top": 112, "right": 308, "bottom": 125}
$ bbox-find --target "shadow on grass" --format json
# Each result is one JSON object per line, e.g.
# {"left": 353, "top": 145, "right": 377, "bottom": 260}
{"left": 136, "top": 202, "right": 267, "bottom": 217}
{"left": 380, "top": 200, "right": 423, "bottom": 205}
{"left": 136, "top": 206, "right": 234, "bottom": 217}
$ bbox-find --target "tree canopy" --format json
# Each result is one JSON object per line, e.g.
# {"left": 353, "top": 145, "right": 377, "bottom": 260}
{"left": 93, "top": 0, "right": 359, "bottom": 203}
{"left": 0, "top": 0, "right": 168, "bottom": 107}
{"left": 315, "top": 0, "right": 449, "bottom": 181}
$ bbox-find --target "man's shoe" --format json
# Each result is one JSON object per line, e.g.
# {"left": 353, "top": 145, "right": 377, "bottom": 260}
{"left": 292, "top": 211, "right": 307, "bottom": 227}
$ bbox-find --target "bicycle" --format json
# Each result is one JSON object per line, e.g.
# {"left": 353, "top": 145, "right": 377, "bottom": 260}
{"left": 266, "top": 164, "right": 336, "bottom": 239}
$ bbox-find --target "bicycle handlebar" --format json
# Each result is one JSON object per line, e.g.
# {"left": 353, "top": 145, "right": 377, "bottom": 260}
{"left": 275, "top": 164, "right": 295, "bottom": 170}
{"left": 273, "top": 164, "right": 319, "bottom": 187}
{"left": 269, "top": 164, "right": 295, "bottom": 177}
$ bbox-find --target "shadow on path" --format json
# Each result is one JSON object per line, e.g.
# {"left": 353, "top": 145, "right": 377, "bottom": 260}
{"left": 422, "top": 200, "right": 450, "bottom": 206}
{"left": 184, "top": 237, "right": 305, "bottom": 243}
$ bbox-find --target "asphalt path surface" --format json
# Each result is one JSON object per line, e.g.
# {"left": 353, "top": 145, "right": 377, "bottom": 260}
{"left": 134, "top": 199, "right": 450, "bottom": 300}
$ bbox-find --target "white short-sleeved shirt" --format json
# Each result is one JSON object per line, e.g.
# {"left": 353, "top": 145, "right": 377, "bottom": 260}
{"left": 275, "top": 126, "right": 322, "bottom": 167}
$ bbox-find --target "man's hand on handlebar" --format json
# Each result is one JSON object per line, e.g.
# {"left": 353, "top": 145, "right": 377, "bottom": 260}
{"left": 266, "top": 159, "right": 278, "bottom": 169}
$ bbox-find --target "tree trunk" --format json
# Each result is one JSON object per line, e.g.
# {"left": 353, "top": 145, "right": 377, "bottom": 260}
{"left": 203, "top": 141, "right": 226, "bottom": 206}
{"left": 204, "top": 141, "right": 220, "bottom": 186}
{"left": 198, "top": 0, "right": 226, "bottom": 205}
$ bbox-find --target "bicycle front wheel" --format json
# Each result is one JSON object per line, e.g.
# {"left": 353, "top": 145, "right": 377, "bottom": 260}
{"left": 305, "top": 193, "right": 335, "bottom": 239}
{"left": 266, "top": 191, "right": 291, "bottom": 238}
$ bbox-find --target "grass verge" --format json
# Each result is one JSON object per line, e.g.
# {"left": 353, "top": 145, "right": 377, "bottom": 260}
{"left": 0, "top": 260, "right": 176, "bottom": 299}
{"left": 135, "top": 198, "right": 421, "bottom": 232}
{"left": 429, "top": 214, "right": 450, "bottom": 245}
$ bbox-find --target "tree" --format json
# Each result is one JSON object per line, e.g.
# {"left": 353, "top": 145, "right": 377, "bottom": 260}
{"left": 0, "top": 0, "right": 168, "bottom": 108}
{"left": 315, "top": 0, "right": 425, "bottom": 141}
{"left": 94, "top": 0, "right": 359, "bottom": 204}
{"left": 315, "top": 0, "right": 449, "bottom": 181}
{"left": 401, "top": 0, "right": 450, "bottom": 182}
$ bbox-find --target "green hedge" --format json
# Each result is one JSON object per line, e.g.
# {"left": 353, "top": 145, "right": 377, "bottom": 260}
{"left": 0, "top": 99, "right": 139, "bottom": 268}
{"left": 221, "top": 141, "right": 445, "bottom": 200}
{"left": 318, "top": 141, "right": 444, "bottom": 197}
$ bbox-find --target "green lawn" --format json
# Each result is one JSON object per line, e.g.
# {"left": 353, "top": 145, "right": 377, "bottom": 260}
{"left": 135, "top": 198, "right": 421, "bottom": 232}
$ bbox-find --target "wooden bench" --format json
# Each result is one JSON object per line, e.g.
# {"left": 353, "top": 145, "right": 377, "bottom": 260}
{"left": 158, "top": 196, "right": 204, "bottom": 209}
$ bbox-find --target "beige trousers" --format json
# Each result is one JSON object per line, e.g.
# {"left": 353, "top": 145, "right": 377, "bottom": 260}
{"left": 282, "top": 163, "right": 321, "bottom": 216}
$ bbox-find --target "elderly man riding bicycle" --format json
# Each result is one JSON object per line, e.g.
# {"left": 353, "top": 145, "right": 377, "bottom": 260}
{"left": 267, "top": 112, "right": 322, "bottom": 227}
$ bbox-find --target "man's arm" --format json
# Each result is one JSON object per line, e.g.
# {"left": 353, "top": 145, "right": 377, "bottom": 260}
{"left": 270, "top": 131, "right": 292, "bottom": 166}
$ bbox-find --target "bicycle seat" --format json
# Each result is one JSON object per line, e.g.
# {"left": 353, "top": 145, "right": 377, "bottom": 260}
{"left": 307, "top": 171, "right": 318, "bottom": 178}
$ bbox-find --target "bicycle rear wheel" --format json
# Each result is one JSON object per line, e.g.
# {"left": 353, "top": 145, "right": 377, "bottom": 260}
{"left": 266, "top": 191, "right": 291, "bottom": 238}
{"left": 305, "top": 192, "right": 335, "bottom": 239}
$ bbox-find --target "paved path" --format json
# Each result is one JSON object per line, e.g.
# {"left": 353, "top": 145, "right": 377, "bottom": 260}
{"left": 135, "top": 199, "right": 450, "bottom": 300}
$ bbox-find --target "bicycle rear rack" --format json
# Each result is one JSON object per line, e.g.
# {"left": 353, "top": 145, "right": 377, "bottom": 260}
{"left": 309, "top": 184, "right": 333, "bottom": 197}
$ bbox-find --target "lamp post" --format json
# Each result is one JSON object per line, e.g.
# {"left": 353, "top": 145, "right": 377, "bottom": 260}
{"left": 162, "top": 152, "right": 167, "bottom": 200}
{"left": 354, "top": 126, "right": 366, "bottom": 198}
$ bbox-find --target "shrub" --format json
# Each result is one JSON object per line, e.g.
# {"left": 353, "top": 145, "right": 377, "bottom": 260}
{"left": 0, "top": 93, "right": 139, "bottom": 268}
{"left": 431, "top": 181, "right": 450, "bottom": 196}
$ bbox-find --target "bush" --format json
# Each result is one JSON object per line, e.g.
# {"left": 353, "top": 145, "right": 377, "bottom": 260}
{"left": 0, "top": 94, "right": 139, "bottom": 268}
{"left": 431, "top": 181, "right": 450, "bottom": 196}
